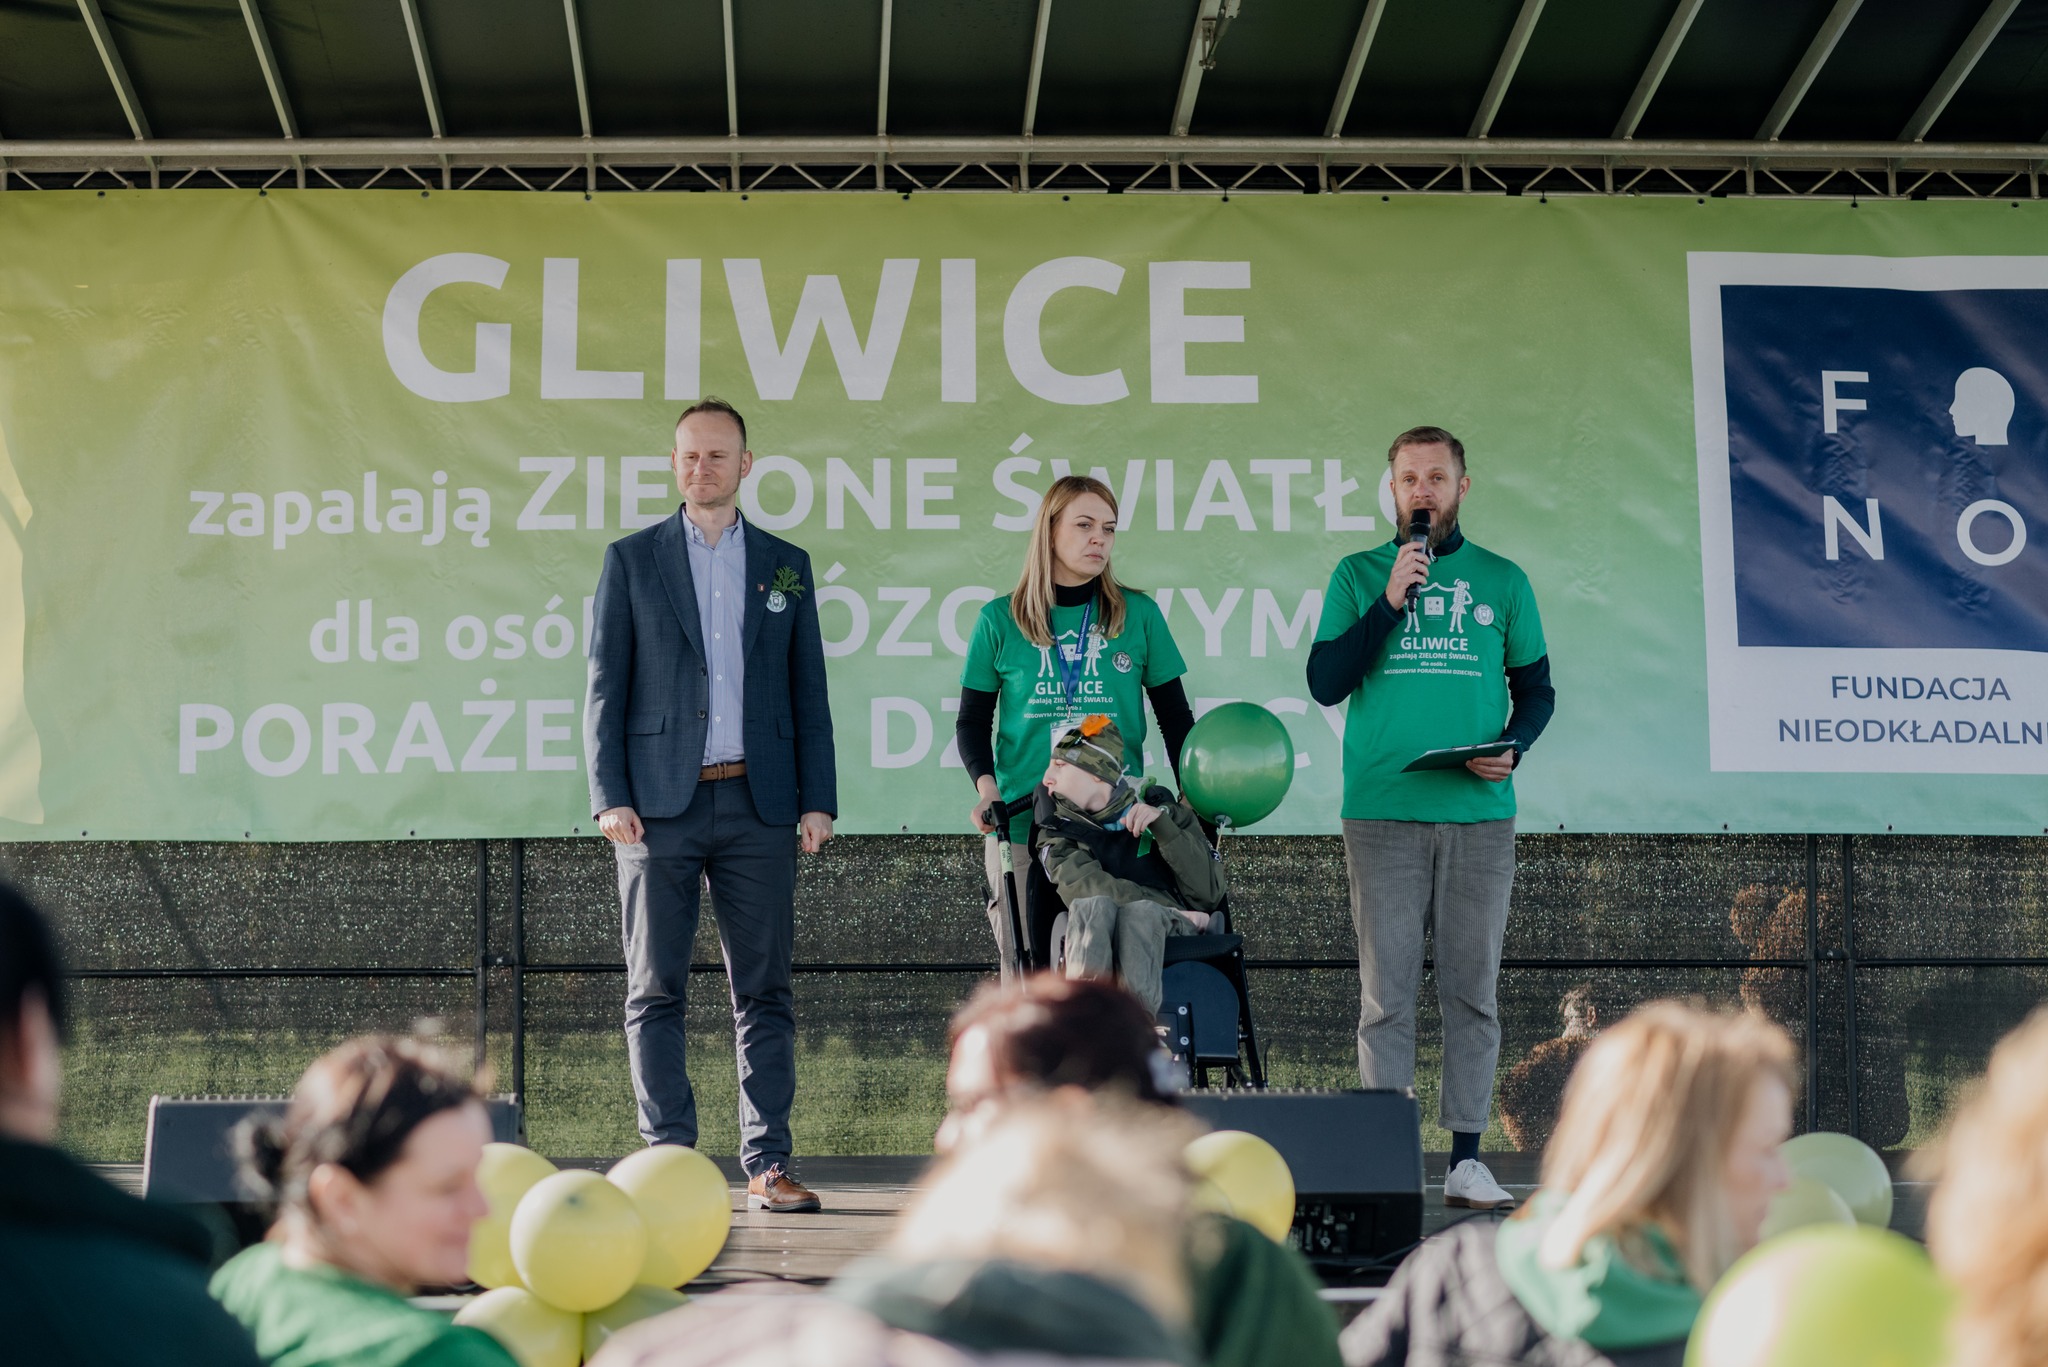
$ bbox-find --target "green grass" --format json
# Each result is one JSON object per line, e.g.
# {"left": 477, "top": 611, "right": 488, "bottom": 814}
{"left": 60, "top": 1027, "right": 1982, "bottom": 1163}
{"left": 58, "top": 1027, "right": 952, "bottom": 1163}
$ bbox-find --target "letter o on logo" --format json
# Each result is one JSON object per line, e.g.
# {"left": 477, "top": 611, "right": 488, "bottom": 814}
{"left": 1956, "top": 499, "right": 2027, "bottom": 567}
{"left": 243, "top": 703, "right": 312, "bottom": 778}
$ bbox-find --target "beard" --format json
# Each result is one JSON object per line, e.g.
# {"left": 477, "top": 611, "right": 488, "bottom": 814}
{"left": 1397, "top": 496, "right": 1462, "bottom": 551}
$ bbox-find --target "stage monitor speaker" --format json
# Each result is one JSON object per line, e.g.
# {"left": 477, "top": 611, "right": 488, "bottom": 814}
{"left": 143, "top": 1094, "right": 525, "bottom": 1205}
{"left": 1178, "top": 1088, "right": 1423, "bottom": 1273}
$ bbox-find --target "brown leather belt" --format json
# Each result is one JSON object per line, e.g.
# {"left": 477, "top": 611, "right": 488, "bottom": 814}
{"left": 700, "top": 760, "right": 747, "bottom": 782}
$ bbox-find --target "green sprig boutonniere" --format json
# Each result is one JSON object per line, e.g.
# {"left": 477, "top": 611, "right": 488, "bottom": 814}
{"left": 766, "top": 565, "right": 805, "bottom": 613}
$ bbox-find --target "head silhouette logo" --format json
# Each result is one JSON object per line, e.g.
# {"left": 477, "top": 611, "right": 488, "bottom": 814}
{"left": 1689, "top": 252, "right": 2048, "bottom": 778}
{"left": 1949, "top": 366, "right": 2014, "bottom": 446}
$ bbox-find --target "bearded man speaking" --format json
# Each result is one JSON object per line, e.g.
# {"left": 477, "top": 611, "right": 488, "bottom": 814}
{"left": 1306, "top": 426, "right": 1556, "bottom": 1212}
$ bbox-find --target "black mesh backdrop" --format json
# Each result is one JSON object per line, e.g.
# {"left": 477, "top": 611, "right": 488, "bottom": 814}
{"left": 3, "top": 833, "right": 2042, "bottom": 1161}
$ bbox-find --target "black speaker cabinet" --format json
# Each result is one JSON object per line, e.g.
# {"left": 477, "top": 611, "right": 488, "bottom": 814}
{"left": 1179, "top": 1088, "right": 1424, "bottom": 1274}
{"left": 144, "top": 1094, "right": 524, "bottom": 1214}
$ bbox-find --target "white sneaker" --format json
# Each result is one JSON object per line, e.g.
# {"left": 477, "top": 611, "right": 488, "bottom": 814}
{"left": 1444, "top": 1158, "right": 1517, "bottom": 1209}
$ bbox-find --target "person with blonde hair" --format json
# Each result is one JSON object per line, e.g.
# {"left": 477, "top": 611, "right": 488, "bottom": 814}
{"left": 956, "top": 475, "right": 1194, "bottom": 970}
{"left": 1341, "top": 1000, "right": 1796, "bottom": 1367}
{"left": 209, "top": 1036, "right": 517, "bottom": 1367}
{"left": 937, "top": 975, "right": 1340, "bottom": 1367}
{"left": 595, "top": 1095, "right": 1198, "bottom": 1367}
{"left": 1926, "top": 1005, "right": 2048, "bottom": 1367}
{"left": 833, "top": 1095, "right": 1200, "bottom": 1362}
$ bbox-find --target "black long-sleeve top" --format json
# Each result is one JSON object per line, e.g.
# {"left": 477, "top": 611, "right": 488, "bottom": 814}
{"left": 956, "top": 579, "right": 1197, "bottom": 795}
{"left": 1305, "top": 528, "right": 1557, "bottom": 764}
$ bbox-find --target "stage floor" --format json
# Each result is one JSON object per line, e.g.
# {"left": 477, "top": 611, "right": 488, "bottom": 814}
{"left": 98, "top": 1153, "right": 1931, "bottom": 1308}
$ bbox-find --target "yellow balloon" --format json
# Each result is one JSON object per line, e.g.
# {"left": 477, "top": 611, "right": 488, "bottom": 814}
{"left": 511, "top": 1170, "right": 649, "bottom": 1313}
{"left": 1185, "top": 1130, "right": 1295, "bottom": 1243}
{"left": 1760, "top": 1175, "right": 1855, "bottom": 1242}
{"left": 1686, "top": 1225, "right": 1951, "bottom": 1367}
{"left": 582, "top": 1285, "right": 688, "bottom": 1360}
{"left": 469, "top": 1144, "right": 559, "bottom": 1289}
{"left": 454, "top": 1287, "right": 582, "bottom": 1367}
{"left": 605, "top": 1145, "right": 734, "bottom": 1288}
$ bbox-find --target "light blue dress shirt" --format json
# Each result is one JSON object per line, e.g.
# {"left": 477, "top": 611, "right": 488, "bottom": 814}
{"left": 683, "top": 509, "right": 747, "bottom": 765}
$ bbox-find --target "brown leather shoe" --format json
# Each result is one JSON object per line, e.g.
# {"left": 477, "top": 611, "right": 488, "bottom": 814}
{"left": 746, "top": 1164, "right": 821, "bottom": 1213}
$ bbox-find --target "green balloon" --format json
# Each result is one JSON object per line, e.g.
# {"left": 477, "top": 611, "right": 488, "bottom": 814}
{"left": 1687, "top": 1225, "right": 1951, "bottom": 1367}
{"left": 1180, "top": 703, "right": 1295, "bottom": 829}
{"left": 1782, "top": 1131, "right": 1894, "bottom": 1228}
{"left": 1759, "top": 1175, "right": 1854, "bottom": 1241}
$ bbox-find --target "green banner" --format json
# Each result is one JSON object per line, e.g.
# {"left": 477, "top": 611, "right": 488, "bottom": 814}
{"left": 1, "top": 190, "right": 2043, "bottom": 839}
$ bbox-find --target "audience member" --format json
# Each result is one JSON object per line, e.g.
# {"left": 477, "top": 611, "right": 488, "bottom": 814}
{"left": 209, "top": 1036, "right": 516, "bottom": 1367}
{"left": 592, "top": 1294, "right": 982, "bottom": 1367}
{"left": 935, "top": 975, "right": 1342, "bottom": 1367}
{"left": 1341, "top": 1001, "right": 1795, "bottom": 1367}
{"left": 0, "top": 880, "right": 267, "bottom": 1367}
{"left": 833, "top": 1098, "right": 1198, "bottom": 1363}
{"left": 1925, "top": 1004, "right": 2048, "bottom": 1367}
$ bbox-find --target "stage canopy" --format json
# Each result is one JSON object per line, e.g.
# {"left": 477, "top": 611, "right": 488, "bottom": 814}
{"left": 3, "top": 0, "right": 2048, "bottom": 195}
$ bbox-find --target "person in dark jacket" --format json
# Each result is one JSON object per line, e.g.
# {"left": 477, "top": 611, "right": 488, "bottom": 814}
{"left": 1341, "top": 1001, "right": 1797, "bottom": 1367}
{"left": 1035, "top": 714, "right": 1227, "bottom": 1012}
{"left": 0, "top": 880, "right": 267, "bottom": 1367}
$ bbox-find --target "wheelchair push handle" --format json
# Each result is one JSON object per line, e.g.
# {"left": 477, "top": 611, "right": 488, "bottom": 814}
{"left": 980, "top": 793, "right": 1035, "bottom": 837}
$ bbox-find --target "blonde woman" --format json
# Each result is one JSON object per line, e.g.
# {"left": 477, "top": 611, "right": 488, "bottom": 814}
{"left": 1926, "top": 1005, "right": 2048, "bottom": 1367}
{"left": 832, "top": 1095, "right": 1197, "bottom": 1364}
{"left": 1341, "top": 1001, "right": 1796, "bottom": 1367}
{"left": 956, "top": 475, "right": 1193, "bottom": 967}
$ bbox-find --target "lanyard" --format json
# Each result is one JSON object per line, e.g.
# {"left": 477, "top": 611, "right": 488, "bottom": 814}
{"left": 1057, "top": 601, "right": 1094, "bottom": 716}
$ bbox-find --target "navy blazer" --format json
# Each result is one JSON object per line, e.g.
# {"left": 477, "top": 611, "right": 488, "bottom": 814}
{"left": 584, "top": 508, "right": 837, "bottom": 826}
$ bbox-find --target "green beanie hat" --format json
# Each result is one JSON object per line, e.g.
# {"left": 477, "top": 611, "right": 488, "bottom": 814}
{"left": 1052, "top": 714, "right": 1127, "bottom": 783}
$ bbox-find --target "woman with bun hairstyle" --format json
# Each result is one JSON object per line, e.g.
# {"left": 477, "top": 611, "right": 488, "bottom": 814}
{"left": 956, "top": 475, "right": 1195, "bottom": 970}
{"left": 210, "top": 1036, "right": 516, "bottom": 1367}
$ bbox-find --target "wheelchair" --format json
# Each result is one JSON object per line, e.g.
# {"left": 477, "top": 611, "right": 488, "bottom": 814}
{"left": 983, "top": 794, "right": 1266, "bottom": 1089}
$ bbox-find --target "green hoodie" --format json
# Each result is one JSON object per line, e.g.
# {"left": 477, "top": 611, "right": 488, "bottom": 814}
{"left": 1493, "top": 1190, "right": 1701, "bottom": 1351}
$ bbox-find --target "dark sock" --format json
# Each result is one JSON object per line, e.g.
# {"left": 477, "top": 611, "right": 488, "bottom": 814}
{"left": 1449, "top": 1129, "right": 1482, "bottom": 1169}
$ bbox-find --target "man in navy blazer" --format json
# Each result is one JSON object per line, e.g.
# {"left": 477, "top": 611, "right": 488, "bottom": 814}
{"left": 585, "top": 397, "right": 837, "bottom": 1214}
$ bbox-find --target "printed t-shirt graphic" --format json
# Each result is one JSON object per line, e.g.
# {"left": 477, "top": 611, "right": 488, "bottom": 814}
{"left": 962, "top": 592, "right": 1185, "bottom": 835}
{"left": 1314, "top": 539, "right": 1544, "bottom": 823}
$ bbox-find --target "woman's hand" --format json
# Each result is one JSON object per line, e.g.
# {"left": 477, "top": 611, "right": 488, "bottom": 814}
{"left": 969, "top": 776, "right": 1003, "bottom": 833}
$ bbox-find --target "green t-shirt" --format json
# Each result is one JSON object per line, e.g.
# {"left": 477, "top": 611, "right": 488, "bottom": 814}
{"left": 210, "top": 1242, "right": 519, "bottom": 1367}
{"left": 1314, "top": 537, "right": 1545, "bottom": 823}
{"left": 962, "top": 590, "right": 1186, "bottom": 838}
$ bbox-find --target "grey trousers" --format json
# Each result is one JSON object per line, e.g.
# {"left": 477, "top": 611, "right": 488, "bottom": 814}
{"left": 1063, "top": 895, "right": 1194, "bottom": 1013}
{"left": 618, "top": 776, "right": 797, "bottom": 1177}
{"left": 1342, "top": 817, "right": 1516, "bottom": 1134}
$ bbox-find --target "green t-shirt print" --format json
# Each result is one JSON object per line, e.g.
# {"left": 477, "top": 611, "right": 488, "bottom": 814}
{"left": 1314, "top": 538, "right": 1546, "bottom": 824}
{"left": 962, "top": 591, "right": 1186, "bottom": 823}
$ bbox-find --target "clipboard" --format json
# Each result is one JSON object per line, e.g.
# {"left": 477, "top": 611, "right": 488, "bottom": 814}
{"left": 1401, "top": 740, "right": 1517, "bottom": 773}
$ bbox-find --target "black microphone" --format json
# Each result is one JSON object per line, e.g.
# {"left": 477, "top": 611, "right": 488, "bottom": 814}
{"left": 1405, "top": 508, "right": 1432, "bottom": 606}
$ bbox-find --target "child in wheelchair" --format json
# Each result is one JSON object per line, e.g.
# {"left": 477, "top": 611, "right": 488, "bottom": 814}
{"left": 1034, "top": 714, "right": 1228, "bottom": 1012}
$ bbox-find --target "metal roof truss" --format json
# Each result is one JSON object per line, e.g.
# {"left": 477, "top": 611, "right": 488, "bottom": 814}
{"left": 3, "top": 134, "right": 2047, "bottom": 201}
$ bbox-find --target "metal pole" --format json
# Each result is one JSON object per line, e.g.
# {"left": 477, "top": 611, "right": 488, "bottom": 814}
{"left": 474, "top": 839, "right": 490, "bottom": 1076}
{"left": 1804, "top": 833, "right": 1819, "bottom": 1132}
{"left": 511, "top": 839, "right": 526, "bottom": 1106}
{"left": 1841, "top": 834, "right": 1860, "bottom": 1140}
